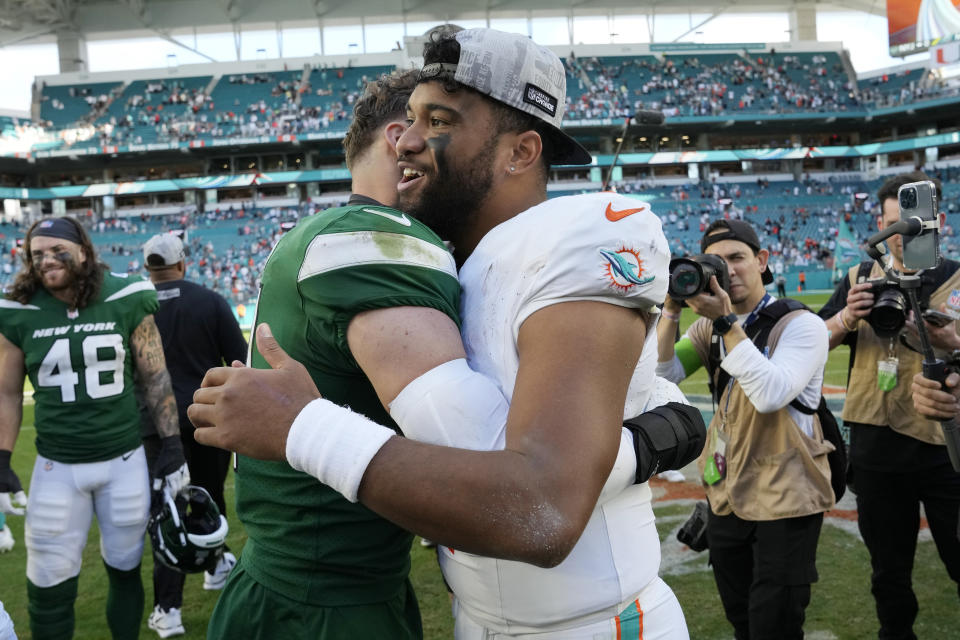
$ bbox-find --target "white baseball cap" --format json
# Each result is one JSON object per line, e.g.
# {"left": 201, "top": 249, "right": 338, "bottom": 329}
{"left": 418, "top": 28, "right": 592, "bottom": 166}
{"left": 143, "top": 233, "right": 185, "bottom": 268}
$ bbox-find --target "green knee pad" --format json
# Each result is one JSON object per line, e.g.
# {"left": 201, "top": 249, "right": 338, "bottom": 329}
{"left": 104, "top": 562, "right": 144, "bottom": 640}
{"left": 28, "top": 576, "right": 78, "bottom": 640}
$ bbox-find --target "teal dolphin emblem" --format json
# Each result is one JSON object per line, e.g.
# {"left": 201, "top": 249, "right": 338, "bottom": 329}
{"left": 600, "top": 248, "right": 655, "bottom": 287}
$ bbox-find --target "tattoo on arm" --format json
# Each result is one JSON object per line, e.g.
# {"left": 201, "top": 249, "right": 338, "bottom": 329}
{"left": 132, "top": 316, "right": 180, "bottom": 438}
{"left": 0, "top": 335, "right": 25, "bottom": 451}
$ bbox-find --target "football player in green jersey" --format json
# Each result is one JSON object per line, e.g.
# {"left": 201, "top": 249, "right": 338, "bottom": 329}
{"left": 195, "top": 69, "right": 446, "bottom": 639}
{"left": 0, "top": 216, "right": 188, "bottom": 640}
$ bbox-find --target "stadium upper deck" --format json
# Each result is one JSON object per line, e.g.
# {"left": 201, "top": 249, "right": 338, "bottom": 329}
{"left": 1, "top": 39, "right": 956, "bottom": 164}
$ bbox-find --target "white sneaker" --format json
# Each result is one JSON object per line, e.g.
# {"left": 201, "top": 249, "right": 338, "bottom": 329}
{"left": 0, "top": 525, "right": 13, "bottom": 553}
{"left": 147, "top": 605, "right": 185, "bottom": 638}
{"left": 203, "top": 551, "right": 236, "bottom": 591}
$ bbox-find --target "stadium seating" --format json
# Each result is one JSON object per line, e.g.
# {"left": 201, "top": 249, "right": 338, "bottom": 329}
{"left": 299, "top": 64, "right": 395, "bottom": 132}
{"left": 17, "top": 48, "right": 959, "bottom": 152}
{"left": 39, "top": 81, "right": 124, "bottom": 128}
{"left": 563, "top": 51, "right": 859, "bottom": 120}
{"left": 96, "top": 76, "right": 213, "bottom": 144}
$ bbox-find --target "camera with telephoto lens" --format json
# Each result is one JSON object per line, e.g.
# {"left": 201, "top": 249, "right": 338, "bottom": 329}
{"left": 668, "top": 254, "right": 731, "bottom": 300}
{"left": 863, "top": 277, "right": 908, "bottom": 338}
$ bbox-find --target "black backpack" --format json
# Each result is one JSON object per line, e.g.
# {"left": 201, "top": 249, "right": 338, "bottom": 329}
{"left": 707, "top": 298, "right": 848, "bottom": 502}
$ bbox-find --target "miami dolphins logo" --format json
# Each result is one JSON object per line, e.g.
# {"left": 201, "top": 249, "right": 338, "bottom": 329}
{"left": 600, "top": 247, "right": 655, "bottom": 292}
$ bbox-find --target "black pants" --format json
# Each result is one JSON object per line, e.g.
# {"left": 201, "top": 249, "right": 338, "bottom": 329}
{"left": 851, "top": 461, "right": 960, "bottom": 640}
{"left": 706, "top": 509, "right": 823, "bottom": 640}
{"left": 144, "top": 424, "right": 232, "bottom": 609}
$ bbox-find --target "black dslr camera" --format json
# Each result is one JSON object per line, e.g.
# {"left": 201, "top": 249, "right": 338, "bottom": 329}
{"left": 863, "top": 277, "right": 909, "bottom": 338}
{"left": 668, "top": 255, "right": 731, "bottom": 300}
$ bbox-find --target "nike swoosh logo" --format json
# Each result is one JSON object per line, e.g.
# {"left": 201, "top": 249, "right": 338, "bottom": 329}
{"left": 605, "top": 202, "right": 648, "bottom": 222}
{"left": 122, "top": 451, "right": 135, "bottom": 461}
{"left": 364, "top": 208, "right": 412, "bottom": 227}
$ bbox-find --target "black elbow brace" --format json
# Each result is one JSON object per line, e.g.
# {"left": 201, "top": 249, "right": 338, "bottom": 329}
{"left": 623, "top": 401, "right": 707, "bottom": 484}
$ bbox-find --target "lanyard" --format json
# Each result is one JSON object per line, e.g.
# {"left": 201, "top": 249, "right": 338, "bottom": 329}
{"left": 742, "top": 293, "right": 772, "bottom": 329}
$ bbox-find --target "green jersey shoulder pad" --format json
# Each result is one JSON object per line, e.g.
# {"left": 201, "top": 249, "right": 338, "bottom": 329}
{"left": 286, "top": 205, "right": 457, "bottom": 283}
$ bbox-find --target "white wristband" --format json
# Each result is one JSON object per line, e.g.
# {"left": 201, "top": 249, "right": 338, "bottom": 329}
{"left": 285, "top": 398, "right": 395, "bottom": 502}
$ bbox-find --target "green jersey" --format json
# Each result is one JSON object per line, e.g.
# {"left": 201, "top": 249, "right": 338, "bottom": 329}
{"left": 0, "top": 270, "right": 158, "bottom": 463}
{"left": 237, "top": 203, "right": 460, "bottom": 606}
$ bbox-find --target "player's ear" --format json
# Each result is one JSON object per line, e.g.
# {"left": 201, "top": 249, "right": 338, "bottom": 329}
{"left": 507, "top": 130, "right": 543, "bottom": 176}
{"left": 383, "top": 121, "right": 407, "bottom": 152}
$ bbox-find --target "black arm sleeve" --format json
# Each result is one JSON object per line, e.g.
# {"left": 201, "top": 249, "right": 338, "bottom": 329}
{"left": 624, "top": 402, "right": 707, "bottom": 484}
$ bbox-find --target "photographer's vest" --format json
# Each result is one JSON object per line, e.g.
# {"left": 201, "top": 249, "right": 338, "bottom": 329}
{"left": 842, "top": 261, "right": 960, "bottom": 445}
{"left": 688, "top": 311, "right": 835, "bottom": 520}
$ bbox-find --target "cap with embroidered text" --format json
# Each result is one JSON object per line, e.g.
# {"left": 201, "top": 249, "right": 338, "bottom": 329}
{"left": 418, "top": 28, "right": 592, "bottom": 166}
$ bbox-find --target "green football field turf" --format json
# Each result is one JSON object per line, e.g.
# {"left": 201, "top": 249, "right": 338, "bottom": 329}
{"left": 3, "top": 292, "right": 955, "bottom": 638}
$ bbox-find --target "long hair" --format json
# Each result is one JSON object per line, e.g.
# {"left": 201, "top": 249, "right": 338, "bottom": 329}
{"left": 6, "top": 217, "right": 106, "bottom": 309}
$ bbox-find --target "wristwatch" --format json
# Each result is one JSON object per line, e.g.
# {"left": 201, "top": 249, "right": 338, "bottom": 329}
{"left": 713, "top": 313, "right": 738, "bottom": 335}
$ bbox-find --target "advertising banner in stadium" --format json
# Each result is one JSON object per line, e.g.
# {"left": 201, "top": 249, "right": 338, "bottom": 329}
{"left": 888, "top": 0, "right": 960, "bottom": 56}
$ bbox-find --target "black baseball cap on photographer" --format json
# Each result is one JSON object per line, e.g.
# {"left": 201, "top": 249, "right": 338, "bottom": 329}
{"left": 701, "top": 219, "right": 774, "bottom": 285}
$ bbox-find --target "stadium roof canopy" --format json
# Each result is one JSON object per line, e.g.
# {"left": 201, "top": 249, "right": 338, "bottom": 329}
{"left": 2, "top": 0, "right": 886, "bottom": 43}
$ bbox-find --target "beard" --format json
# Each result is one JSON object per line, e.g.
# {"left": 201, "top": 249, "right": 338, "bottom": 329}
{"left": 37, "top": 253, "right": 84, "bottom": 293}
{"left": 399, "top": 136, "right": 497, "bottom": 245}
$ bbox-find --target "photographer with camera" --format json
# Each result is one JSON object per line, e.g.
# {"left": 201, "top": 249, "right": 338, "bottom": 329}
{"left": 819, "top": 171, "right": 960, "bottom": 640}
{"left": 657, "top": 219, "right": 833, "bottom": 640}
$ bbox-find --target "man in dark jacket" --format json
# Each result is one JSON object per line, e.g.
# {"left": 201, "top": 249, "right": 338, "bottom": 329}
{"left": 140, "top": 232, "right": 248, "bottom": 638}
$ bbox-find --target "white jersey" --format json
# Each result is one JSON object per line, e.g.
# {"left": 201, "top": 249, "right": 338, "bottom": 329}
{"left": 442, "top": 192, "right": 672, "bottom": 634}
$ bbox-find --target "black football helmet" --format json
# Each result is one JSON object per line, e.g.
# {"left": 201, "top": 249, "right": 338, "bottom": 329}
{"left": 148, "top": 485, "right": 228, "bottom": 573}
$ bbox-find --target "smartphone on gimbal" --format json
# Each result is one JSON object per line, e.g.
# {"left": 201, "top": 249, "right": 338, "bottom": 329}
{"left": 899, "top": 180, "right": 940, "bottom": 271}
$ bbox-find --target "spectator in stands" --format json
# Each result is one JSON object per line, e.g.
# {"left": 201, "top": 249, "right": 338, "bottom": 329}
{"left": 140, "top": 232, "right": 248, "bottom": 638}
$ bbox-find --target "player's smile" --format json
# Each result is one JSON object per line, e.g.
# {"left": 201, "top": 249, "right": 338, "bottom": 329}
{"left": 397, "top": 163, "right": 428, "bottom": 193}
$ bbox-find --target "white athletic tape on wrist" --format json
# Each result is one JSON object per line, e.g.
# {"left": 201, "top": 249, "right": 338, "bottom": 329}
{"left": 286, "top": 398, "right": 394, "bottom": 502}
{"left": 389, "top": 358, "right": 509, "bottom": 451}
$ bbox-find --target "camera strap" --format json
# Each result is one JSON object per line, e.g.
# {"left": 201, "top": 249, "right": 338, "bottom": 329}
{"left": 708, "top": 297, "right": 804, "bottom": 404}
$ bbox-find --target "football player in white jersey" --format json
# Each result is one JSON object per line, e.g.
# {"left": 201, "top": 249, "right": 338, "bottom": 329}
{"left": 191, "top": 28, "right": 697, "bottom": 638}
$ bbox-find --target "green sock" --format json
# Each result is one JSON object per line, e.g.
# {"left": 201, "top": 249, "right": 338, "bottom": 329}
{"left": 104, "top": 562, "right": 144, "bottom": 640}
{"left": 0, "top": 511, "right": 6, "bottom": 529}
{"left": 28, "top": 576, "right": 78, "bottom": 640}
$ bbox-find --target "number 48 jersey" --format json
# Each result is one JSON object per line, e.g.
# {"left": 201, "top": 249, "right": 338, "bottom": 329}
{"left": 0, "top": 271, "right": 158, "bottom": 464}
